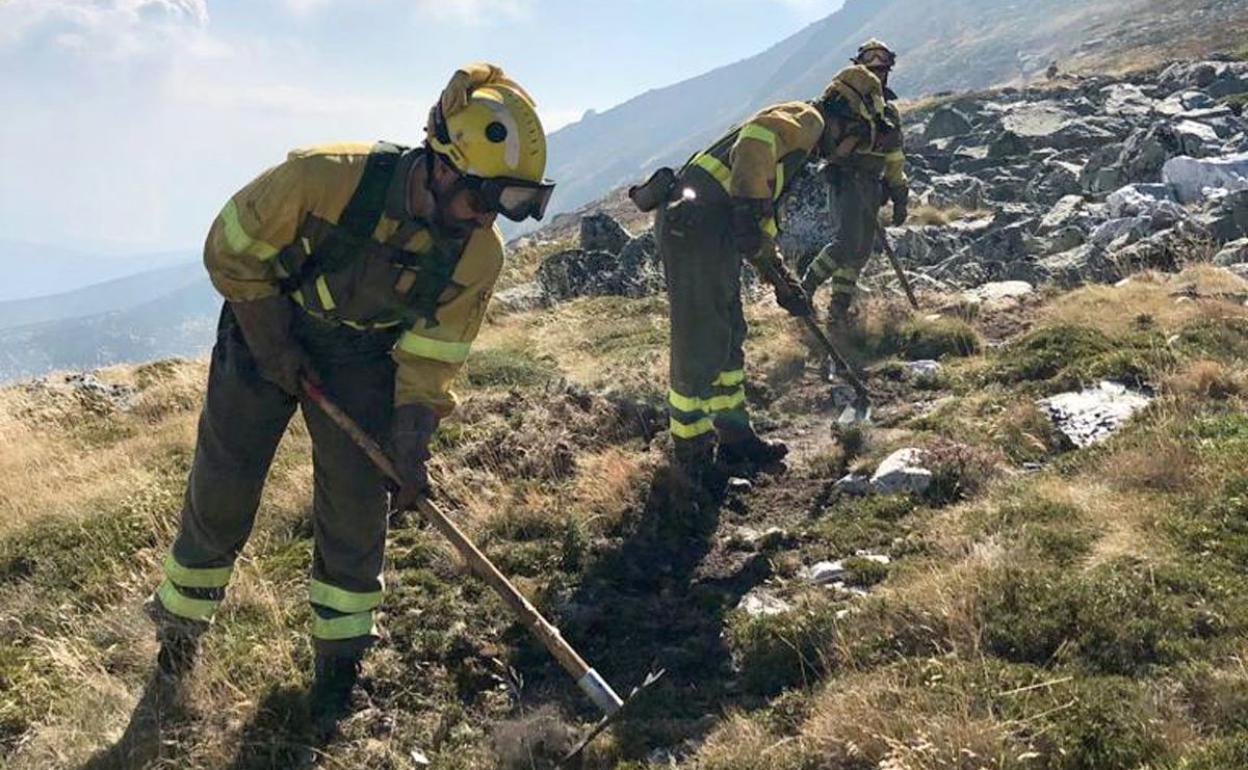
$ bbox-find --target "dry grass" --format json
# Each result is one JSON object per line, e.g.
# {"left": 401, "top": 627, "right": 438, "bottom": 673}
{"left": 5, "top": 254, "right": 1248, "bottom": 768}
{"left": 907, "top": 204, "right": 992, "bottom": 227}
{"left": 1165, "top": 359, "right": 1245, "bottom": 400}
{"left": 1040, "top": 266, "right": 1248, "bottom": 338}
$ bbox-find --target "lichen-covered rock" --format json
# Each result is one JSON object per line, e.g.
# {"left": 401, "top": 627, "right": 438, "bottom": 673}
{"left": 870, "top": 448, "right": 933, "bottom": 495}
{"left": 1163, "top": 153, "right": 1248, "bottom": 203}
{"left": 579, "top": 212, "right": 632, "bottom": 255}
{"left": 1039, "top": 381, "right": 1152, "bottom": 448}
{"left": 924, "top": 106, "right": 974, "bottom": 140}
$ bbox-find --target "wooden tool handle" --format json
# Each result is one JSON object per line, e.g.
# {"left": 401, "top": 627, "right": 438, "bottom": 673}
{"left": 879, "top": 233, "right": 920, "bottom": 310}
{"left": 799, "top": 316, "right": 871, "bottom": 399}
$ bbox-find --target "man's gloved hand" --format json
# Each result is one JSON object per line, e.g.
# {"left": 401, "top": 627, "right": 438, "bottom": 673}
{"left": 730, "top": 197, "right": 768, "bottom": 261}
{"left": 773, "top": 268, "right": 814, "bottom": 318}
{"left": 391, "top": 403, "right": 440, "bottom": 512}
{"left": 441, "top": 62, "right": 535, "bottom": 116}
{"left": 889, "top": 184, "right": 910, "bottom": 226}
{"left": 230, "top": 295, "right": 318, "bottom": 396}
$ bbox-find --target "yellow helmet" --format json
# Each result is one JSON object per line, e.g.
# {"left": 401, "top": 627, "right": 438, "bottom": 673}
{"left": 426, "top": 83, "right": 555, "bottom": 221}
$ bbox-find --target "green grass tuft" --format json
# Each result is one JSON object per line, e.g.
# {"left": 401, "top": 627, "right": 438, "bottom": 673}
{"left": 726, "top": 595, "right": 842, "bottom": 694}
{"left": 464, "top": 346, "right": 558, "bottom": 388}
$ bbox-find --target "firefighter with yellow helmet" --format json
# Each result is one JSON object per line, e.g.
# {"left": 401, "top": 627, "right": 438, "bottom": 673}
{"left": 146, "top": 62, "right": 552, "bottom": 733}
{"left": 641, "top": 58, "right": 894, "bottom": 489}
{"left": 801, "top": 39, "right": 910, "bottom": 321}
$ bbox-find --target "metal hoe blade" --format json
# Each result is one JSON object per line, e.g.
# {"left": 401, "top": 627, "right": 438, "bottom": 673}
{"left": 560, "top": 669, "right": 666, "bottom": 767}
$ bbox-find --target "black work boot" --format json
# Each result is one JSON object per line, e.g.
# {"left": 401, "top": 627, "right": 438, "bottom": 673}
{"left": 310, "top": 652, "right": 368, "bottom": 739}
{"left": 673, "top": 434, "right": 718, "bottom": 490}
{"left": 716, "top": 422, "right": 789, "bottom": 474}
{"left": 145, "top": 595, "right": 206, "bottom": 682}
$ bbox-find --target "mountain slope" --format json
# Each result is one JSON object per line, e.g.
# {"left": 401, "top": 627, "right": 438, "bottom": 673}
{"left": 4, "top": 259, "right": 1248, "bottom": 768}
{"left": 0, "top": 260, "right": 202, "bottom": 331}
{"left": 543, "top": 0, "right": 1248, "bottom": 220}
{"left": 0, "top": 276, "right": 218, "bottom": 382}
{"left": 0, "top": 240, "right": 196, "bottom": 302}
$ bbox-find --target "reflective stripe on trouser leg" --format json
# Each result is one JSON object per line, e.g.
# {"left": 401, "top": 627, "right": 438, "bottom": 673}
{"left": 804, "top": 244, "right": 837, "bottom": 287}
{"left": 830, "top": 265, "right": 860, "bottom": 298}
{"left": 708, "top": 369, "right": 748, "bottom": 427}
{"left": 669, "top": 388, "right": 714, "bottom": 439}
{"left": 163, "top": 304, "right": 298, "bottom": 624}
{"left": 155, "top": 553, "right": 234, "bottom": 621}
{"left": 309, "top": 578, "right": 383, "bottom": 641}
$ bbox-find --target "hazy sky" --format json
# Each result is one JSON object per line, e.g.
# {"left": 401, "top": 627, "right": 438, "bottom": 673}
{"left": 0, "top": 0, "right": 845, "bottom": 254}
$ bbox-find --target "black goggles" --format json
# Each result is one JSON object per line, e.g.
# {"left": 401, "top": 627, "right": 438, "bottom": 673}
{"left": 461, "top": 174, "right": 556, "bottom": 222}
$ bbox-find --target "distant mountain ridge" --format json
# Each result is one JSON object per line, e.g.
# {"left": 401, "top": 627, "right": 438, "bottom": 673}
{"left": 0, "top": 261, "right": 202, "bottom": 331}
{"left": 542, "top": 0, "right": 1239, "bottom": 221}
{"left": 0, "top": 275, "right": 219, "bottom": 383}
{"left": 0, "top": 240, "right": 196, "bottom": 302}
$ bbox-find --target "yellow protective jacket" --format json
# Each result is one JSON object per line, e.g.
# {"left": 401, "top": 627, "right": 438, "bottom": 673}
{"left": 203, "top": 142, "right": 503, "bottom": 416}
{"left": 686, "top": 101, "right": 826, "bottom": 236}
{"left": 853, "top": 96, "right": 907, "bottom": 192}
{"left": 819, "top": 69, "right": 907, "bottom": 191}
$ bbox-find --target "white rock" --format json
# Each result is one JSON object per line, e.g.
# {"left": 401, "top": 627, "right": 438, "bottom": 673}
{"left": 962, "top": 280, "right": 1034, "bottom": 303}
{"left": 1089, "top": 217, "right": 1149, "bottom": 248}
{"left": 834, "top": 473, "right": 871, "bottom": 496}
{"left": 1106, "top": 184, "right": 1174, "bottom": 218}
{"left": 805, "top": 560, "right": 847, "bottom": 585}
{"left": 1162, "top": 153, "right": 1248, "bottom": 204}
{"left": 1039, "top": 195, "right": 1087, "bottom": 233}
{"left": 870, "top": 448, "right": 933, "bottom": 495}
{"left": 1213, "top": 238, "right": 1248, "bottom": 266}
{"left": 1038, "top": 381, "right": 1153, "bottom": 448}
{"left": 738, "top": 590, "right": 794, "bottom": 617}
{"left": 853, "top": 551, "right": 892, "bottom": 565}
{"left": 905, "top": 360, "right": 942, "bottom": 378}
{"left": 1173, "top": 119, "right": 1221, "bottom": 147}
{"left": 1101, "top": 84, "right": 1156, "bottom": 117}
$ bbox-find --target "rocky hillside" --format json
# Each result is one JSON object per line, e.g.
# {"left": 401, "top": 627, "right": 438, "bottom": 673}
{"left": 508, "top": 57, "right": 1248, "bottom": 312}
{"left": 542, "top": 0, "right": 1248, "bottom": 224}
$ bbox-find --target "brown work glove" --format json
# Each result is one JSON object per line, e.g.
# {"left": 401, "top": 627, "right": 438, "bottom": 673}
{"left": 889, "top": 184, "right": 909, "bottom": 226}
{"left": 751, "top": 238, "right": 813, "bottom": 318}
{"left": 230, "top": 295, "right": 318, "bottom": 396}
{"left": 391, "top": 403, "right": 439, "bottom": 511}
{"left": 770, "top": 263, "right": 814, "bottom": 318}
{"left": 730, "top": 197, "right": 769, "bottom": 261}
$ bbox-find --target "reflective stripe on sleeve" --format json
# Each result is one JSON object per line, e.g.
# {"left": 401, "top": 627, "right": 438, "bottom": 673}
{"left": 712, "top": 369, "right": 745, "bottom": 387}
{"left": 738, "top": 124, "right": 778, "bottom": 153}
{"left": 396, "top": 331, "right": 472, "bottom": 363}
{"left": 219, "top": 200, "right": 279, "bottom": 261}
{"left": 693, "top": 154, "right": 732, "bottom": 189}
{"left": 314, "top": 275, "right": 336, "bottom": 311}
